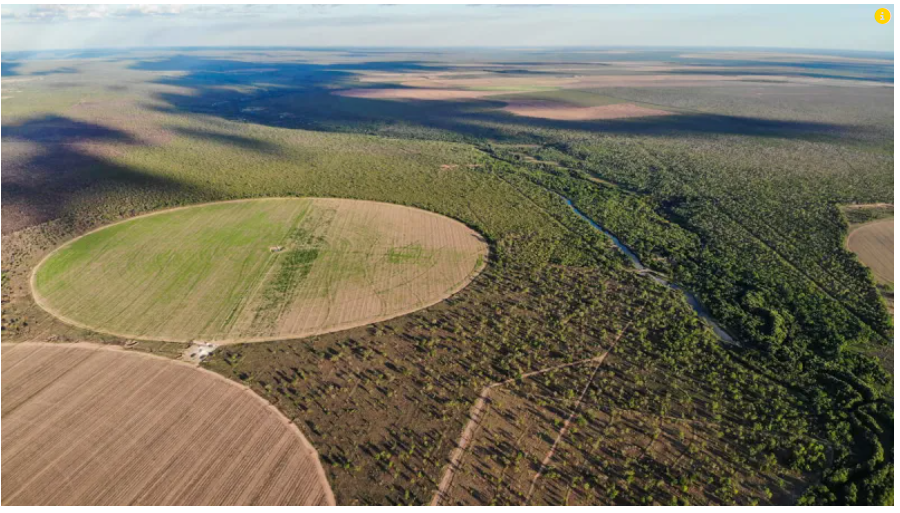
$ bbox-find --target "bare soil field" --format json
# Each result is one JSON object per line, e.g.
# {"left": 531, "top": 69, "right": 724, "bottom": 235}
{"left": 334, "top": 88, "right": 502, "bottom": 101}
{"left": 847, "top": 218, "right": 894, "bottom": 284}
{"left": 1, "top": 342, "right": 334, "bottom": 506}
{"left": 387, "top": 74, "right": 839, "bottom": 93}
{"left": 676, "top": 51, "right": 893, "bottom": 64}
{"left": 500, "top": 100, "right": 673, "bottom": 121}
{"left": 32, "top": 198, "right": 488, "bottom": 343}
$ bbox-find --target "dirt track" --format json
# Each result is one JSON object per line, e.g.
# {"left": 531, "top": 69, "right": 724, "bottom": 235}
{"left": 430, "top": 353, "right": 616, "bottom": 505}
{"left": 842, "top": 203, "right": 894, "bottom": 210}
{"left": 1, "top": 342, "right": 335, "bottom": 506}
{"left": 431, "top": 312, "right": 639, "bottom": 505}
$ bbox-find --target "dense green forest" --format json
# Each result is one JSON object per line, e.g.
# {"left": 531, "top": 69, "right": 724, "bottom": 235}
{"left": 479, "top": 141, "right": 893, "bottom": 505}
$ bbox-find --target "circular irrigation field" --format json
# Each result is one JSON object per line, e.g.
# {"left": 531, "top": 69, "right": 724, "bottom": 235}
{"left": 33, "top": 198, "right": 488, "bottom": 343}
{"left": 1, "top": 342, "right": 334, "bottom": 506}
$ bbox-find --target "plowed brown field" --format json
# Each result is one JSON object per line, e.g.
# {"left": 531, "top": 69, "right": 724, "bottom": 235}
{"left": 847, "top": 218, "right": 893, "bottom": 284}
{"left": 334, "top": 88, "right": 500, "bottom": 100}
{"left": 501, "top": 100, "right": 673, "bottom": 121}
{"left": 1, "top": 342, "right": 335, "bottom": 506}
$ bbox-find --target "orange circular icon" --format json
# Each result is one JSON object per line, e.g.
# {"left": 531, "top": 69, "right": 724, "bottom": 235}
{"left": 875, "top": 8, "right": 891, "bottom": 24}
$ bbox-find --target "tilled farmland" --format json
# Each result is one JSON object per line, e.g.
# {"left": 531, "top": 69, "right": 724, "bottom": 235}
{"left": 847, "top": 218, "right": 894, "bottom": 285}
{"left": 32, "top": 198, "right": 488, "bottom": 344}
{"left": 1, "top": 342, "right": 335, "bottom": 506}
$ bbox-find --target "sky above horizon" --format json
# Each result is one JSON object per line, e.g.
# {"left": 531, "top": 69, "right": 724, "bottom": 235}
{"left": 1, "top": 4, "right": 894, "bottom": 54}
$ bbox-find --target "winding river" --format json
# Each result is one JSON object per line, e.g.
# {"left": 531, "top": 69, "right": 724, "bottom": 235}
{"left": 559, "top": 196, "right": 737, "bottom": 345}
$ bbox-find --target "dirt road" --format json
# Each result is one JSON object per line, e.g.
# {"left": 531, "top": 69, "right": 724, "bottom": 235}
{"left": 431, "top": 313, "right": 638, "bottom": 506}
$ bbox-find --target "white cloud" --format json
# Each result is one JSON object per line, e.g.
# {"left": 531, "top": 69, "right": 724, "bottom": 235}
{"left": 4, "top": 3, "right": 348, "bottom": 22}
{"left": 1, "top": 5, "right": 892, "bottom": 53}
{"left": 118, "top": 5, "right": 185, "bottom": 18}
{"left": 9, "top": 4, "right": 190, "bottom": 22}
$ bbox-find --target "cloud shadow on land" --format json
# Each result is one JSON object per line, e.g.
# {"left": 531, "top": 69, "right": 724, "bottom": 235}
{"left": 2, "top": 61, "right": 22, "bottom": 77}
{"left": 2, "top": 115, "right": 196, "bottom": 233}
{"left": 167, "top": 126, "right": 286, "bottom": 155}
{"left": 129, "top": 54, "right": 448, "bottom": 75}
{"left": 127, "top": 55, "right": 867, "bottom": 145}
{"left": 1, "top": 62, "right": 79, "bottom": 78}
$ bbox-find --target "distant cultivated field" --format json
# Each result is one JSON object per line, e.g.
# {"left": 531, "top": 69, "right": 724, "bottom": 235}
{"left": 1, "top": 342, "right": 334, "bottom": 506}
{"left": 847, "top": 218, "right": 893, "bottom": 285}
{"left": 32, "top": 198, "right": 488, "bottom": 343}
{"left": 334, "top": 88, "right": 502, "bottom": 100}
{"left": 501, "top": 100, "right": 672, "bottom": 121}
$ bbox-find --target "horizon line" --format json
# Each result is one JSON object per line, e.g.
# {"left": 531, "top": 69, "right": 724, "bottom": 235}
{"left": 2, "top": 44, "right": 894, "bottom": 59}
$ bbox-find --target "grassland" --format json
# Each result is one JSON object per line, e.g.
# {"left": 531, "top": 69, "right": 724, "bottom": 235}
{"left": 33, "top": 198, "right": 487, "bottom": 343}
{"left": 1, "top": 48, "right": 893, "bottom": 505}
{"left": 1, "top": 342, "right": 334, "bottom": 506}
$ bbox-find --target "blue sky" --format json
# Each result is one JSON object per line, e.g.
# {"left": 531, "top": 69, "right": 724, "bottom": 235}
{"left": 1, "top": 4, "right": 894, "bottom": 53}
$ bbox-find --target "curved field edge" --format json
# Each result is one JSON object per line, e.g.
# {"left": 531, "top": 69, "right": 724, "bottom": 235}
{"left": 1, "top": 341, "right": 336, "bottom": 506}
{"left": 29, "top": 197, "right": 490, "bottom": 345}
{"left": 845, "top": 217, "right": 893, "bottom": 285}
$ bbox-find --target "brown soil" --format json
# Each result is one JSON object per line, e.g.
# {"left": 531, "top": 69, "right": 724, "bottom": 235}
{"left": 1, "top": 342, "right": 335, "bottom": 506}
{"left": 847, "top": 218, "right": 894, "bottom": 285}
{"left": 333, "top": 88, "right": 499, "bottom": 101}
{"left": 501, "top": 100, "right": 673, "bottom": 121}
{"left": 842, "top": 203, "right": 894, "bottom": 210}
{"left": 392, "top": 73, "right": 862, "bottom": 93}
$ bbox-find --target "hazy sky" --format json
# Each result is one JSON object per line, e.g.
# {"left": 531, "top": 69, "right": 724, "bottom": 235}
{"left": 1, "top": 4, "right": 894, "bottom": 53}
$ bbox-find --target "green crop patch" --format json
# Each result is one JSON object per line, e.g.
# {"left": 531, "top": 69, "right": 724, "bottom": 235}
{"left": 387, "top": 243, "right": 428, "bottom": 264}
{"left": 33, "top": 198, "right": 488, "bottom": 343}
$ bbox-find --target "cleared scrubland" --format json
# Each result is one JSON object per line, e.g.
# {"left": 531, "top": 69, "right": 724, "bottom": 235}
{"left": 445, "top": 350, "right": 815, "bottom": 506}
{"left": 33, "top": 198, "right": 487, "bottom": 343}
{"left": 1, "top": 342, "right": 334, "bottom": 506}
{"left": 440, "top": 303, "right": 820, "bottom": 506}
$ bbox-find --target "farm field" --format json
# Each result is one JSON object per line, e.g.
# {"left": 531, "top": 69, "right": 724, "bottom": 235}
{"left": 500, "top": 101, "right": 672, "bottom": 121}
{"left": 847, "top": 218, "right": 894, "bottom": 285}
{"left": 1, "top": 342, "right": 334, "bottom": 506}
{"left": 32, "top": 198, "right": 487, "bottom": 343}
{"left": 1, "top": 40, "right": 894, "bottom": 506}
